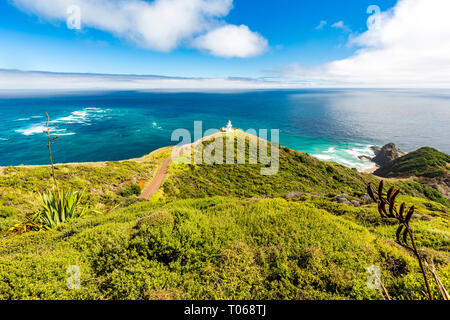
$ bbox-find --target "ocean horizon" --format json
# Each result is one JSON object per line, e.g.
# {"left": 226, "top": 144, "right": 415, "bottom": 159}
{"left": 1, "top": 89, "right": 449, "bottom": 169}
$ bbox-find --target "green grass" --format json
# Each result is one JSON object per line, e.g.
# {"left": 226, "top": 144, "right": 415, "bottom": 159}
{"left": 0, "top": 134, "right": 448, "bottom": 300}
{"left": 0, "top": 197, "right": 448, "bottom": 300}
{"left": 0, "top": 159, "right": 161, "bottom": 233}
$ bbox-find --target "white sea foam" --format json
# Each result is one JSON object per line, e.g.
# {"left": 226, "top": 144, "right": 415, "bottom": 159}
{"left": 338, "top": 158, "right": 357, "bottom": 167}
{"left": 52, "top": 110, "right": 89, "bottom": 124}
{"left": 345, "top": 146, "right": 375, "bottom": 158}
{"left": 312, "top": 144, "right": 377, "bottom": 172}
{"left": 57, "top": 132, "right": 76, "bottom": 136}
{"left": 152, "top": 121, "right": 162, "bottom": 129}
{"left": 15, "top": 107, "right": 109, "bottom": 136}
{"left": 313, "top": 154, "right": 334, "bottom": 161}
{"left": 15, "top": 125, "right": 78, "bottom": 136}
{"left": 15, "top": 125, "right": 47, "bottom": 136}
{"left": 51, "top": 107, "right": 110, "bottom": 125}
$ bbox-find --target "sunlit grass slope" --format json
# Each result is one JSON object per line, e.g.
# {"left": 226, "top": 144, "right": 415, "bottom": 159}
{"left": 0, "top": 132, "right": 448, "bottom": 300}
{"left": 0, "top": 197, "right": 448, "bottom": 300}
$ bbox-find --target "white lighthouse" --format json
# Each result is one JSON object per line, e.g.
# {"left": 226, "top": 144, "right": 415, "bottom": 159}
{"left": 224, "top": 120, "right": 233, "bottom": 133}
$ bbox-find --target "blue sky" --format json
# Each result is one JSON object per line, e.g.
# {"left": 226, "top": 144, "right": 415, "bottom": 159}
{"left": 1, "top": 0, "right": 449, "bottom": 89}
{"left": 0, "top": 0, "right": 397, "bottom": 78}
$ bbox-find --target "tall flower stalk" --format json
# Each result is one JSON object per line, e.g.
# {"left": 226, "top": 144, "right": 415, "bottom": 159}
{"left": 367, "top": 181, "right": 433, "bottom": 300}
{"left": 44, "top": 113, "right": 60, "bottom": 197}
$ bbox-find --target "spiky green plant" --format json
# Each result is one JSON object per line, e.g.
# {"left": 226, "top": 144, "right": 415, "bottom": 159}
{"left": 1, "top": 113, "right": 100, "bottom": 237}
{"left": 36, "top": 114, "right": 92, "bottom": 229}
{"left": 37, "top": 188, "right": 87, "bottom": 229}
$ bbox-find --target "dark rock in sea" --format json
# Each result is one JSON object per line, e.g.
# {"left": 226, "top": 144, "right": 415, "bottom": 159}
{"left": 358, "top": 155, "right": 373, "bottom": 162}
{"left": 360, "top": 194, "right": 373, "bottom": 204}
{"left": 370, "top": 145, "right": 381, "bottom": 155}
{"left": 371, "top": 143, "right": 405, "bottom": 167}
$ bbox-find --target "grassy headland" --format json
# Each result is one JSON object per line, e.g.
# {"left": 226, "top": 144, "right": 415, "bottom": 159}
{"left": 374, "top": 147, "right": 450, "bottom": 179}
{"left": 0, "top": 131, "right": 448, "bottom": 300}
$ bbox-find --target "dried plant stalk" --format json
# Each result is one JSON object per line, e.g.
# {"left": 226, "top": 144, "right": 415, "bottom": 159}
{"left": 425, "top": 260, "right": 449, "bottom": 300}
{"left": 368, "top": 181, "right": 433, "bottom": 300}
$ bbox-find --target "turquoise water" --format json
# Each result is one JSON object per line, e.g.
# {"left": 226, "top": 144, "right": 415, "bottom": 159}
{"left": 0, "top": 89, "right": 449, "bottom": 169}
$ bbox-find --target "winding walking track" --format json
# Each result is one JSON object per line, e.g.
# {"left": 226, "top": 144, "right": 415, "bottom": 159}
{"left": 139, "top": 131, "right": 228, "bottom": 200}
{"left": 139, "top": 147, "right": 185, "bottom": 200}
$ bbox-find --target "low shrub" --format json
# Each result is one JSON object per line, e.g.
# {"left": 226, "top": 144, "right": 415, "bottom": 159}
{"left": 121, "top": 185, "right": 142, "bottom": 198}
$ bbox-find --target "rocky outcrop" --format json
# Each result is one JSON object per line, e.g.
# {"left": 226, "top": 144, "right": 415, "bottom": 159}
{"left": 427, "top": 173, "right": 450, "bottom": 199}
{"left": 370, "top": 145, "right": 381, "bottom": 155}
{"left": 332, "top": 194, "right": 362, "bottom": 207}
{"left": 360, "top": 194, "right": 374, "bottom": 204}
{"left": 358, "top": 155, "right": 373, "bottom": 162}
{"left": 371, "top": 143, "right": 405, "bottom": 167}
{"left": 372, "top": 145, "right": 450, "bottom": 200}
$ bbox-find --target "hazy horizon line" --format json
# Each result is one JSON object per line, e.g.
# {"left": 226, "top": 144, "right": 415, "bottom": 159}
{"left": 1, "top": 69, "right": 450, "bottom": 93}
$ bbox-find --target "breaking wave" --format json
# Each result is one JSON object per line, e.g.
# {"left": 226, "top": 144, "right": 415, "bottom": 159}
{"left": 15, "top": 107, "right": 110, "bottom": 136}
{"left": 312, "top": 143, "right": 376, "bottom": 171}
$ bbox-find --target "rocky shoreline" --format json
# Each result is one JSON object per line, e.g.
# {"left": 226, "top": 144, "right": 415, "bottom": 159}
{"left": 359, "top": 142, "right": 406, "bottom": 168}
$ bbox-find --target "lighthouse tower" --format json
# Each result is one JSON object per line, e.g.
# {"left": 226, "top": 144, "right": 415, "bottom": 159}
{"left": 224, "top": 120, "right": 233, "bottom": 133}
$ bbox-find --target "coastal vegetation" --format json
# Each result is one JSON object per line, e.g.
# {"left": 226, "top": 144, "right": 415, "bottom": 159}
{"left": 374, "top": 147, "right": 450, "bottom": 178}
{"left": 368, "top": 181, "right": 446, "bottom": 299}
{"left": 121, "top": 184, "right": 142, "bottom": 198}
{"left": 0, "top": 130, "right": 448, "bottom": 300}
{"left": 164, "top": 133, "right": 447, "bottom": 205}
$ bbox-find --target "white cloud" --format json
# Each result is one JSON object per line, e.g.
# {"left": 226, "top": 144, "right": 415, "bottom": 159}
{"left": 281, "top": 0, "right": 450, "bottom": 87}
{"left": 193, "top": 24, "right": 268, "bottom": 58}
{"left": 331, "top": 21, "right": 351, "bottom": 33}
{"left": 315, "top": 20, "right": 327, "bottom": 30}
{"left": 11, "top": 0, "right": 267, "bottom": 57}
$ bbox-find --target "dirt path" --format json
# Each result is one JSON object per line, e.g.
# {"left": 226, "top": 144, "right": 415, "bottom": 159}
{"left": 138, "top": 131, "right": 227, "bottom": 200}
{"left": 139, "top": 147, "right": 185, "bottom": 200}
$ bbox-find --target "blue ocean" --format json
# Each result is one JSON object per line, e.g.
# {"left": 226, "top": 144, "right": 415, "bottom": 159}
{"left": 0, "top": 89, "right": 449, "bottom": 169}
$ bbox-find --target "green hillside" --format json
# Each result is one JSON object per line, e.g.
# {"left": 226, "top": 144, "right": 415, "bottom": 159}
{"left": 0, "top": 133, "right": 448, "bottom": 300}
{"left": 163, "top": 132, "right": 447, "bottom": 205}
{"left": 374, "top": 147, "right": 450, "bottom": 178}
